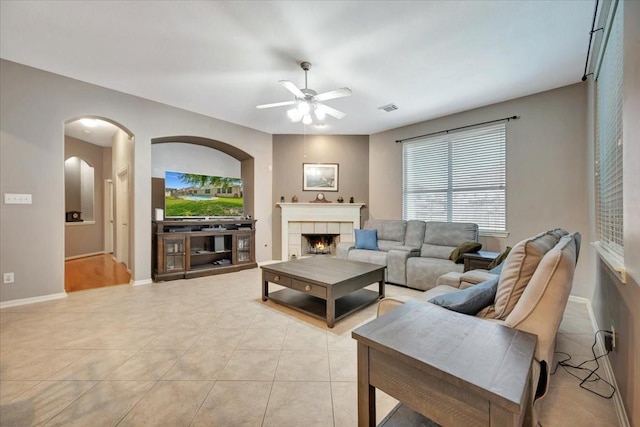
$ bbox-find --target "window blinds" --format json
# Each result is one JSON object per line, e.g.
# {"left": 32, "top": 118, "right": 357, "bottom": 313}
{"left": 596, "top": 1, "right": 624, "bottom": 257}
{"left": 403, "top": 123, "right": 506, "bottom": 231}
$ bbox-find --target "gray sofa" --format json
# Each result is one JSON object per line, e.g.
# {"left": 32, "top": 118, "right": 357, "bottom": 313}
{"left": 376, "top": 229, "right": 581, "bottom": 425}
{"left": 336, "top": 219, "right": 479, "bottom": 290}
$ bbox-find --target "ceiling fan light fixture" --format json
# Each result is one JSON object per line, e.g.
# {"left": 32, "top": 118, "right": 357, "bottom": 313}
{"left": 257, "top": 61, "right": 351, "bottom": 125}
{"left": 297, "top": 101, "right": 310, "bottom": 115}
{"left": 287, "top": 108, "right": 302, "bottom": 122}
{"left": 302, "top": 114, "right": 313, "bottom": 125}
{"left": 314, "top": 105, "right": 326, "bottom": 121}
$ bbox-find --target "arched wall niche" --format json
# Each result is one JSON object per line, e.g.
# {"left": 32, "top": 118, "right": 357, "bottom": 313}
{"left": 151, "top": 136, "right": 255, "bottom": 218}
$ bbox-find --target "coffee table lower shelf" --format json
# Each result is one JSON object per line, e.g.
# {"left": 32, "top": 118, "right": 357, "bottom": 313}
{"left": 266, "top": 288, "right": 380, "bottom": 324}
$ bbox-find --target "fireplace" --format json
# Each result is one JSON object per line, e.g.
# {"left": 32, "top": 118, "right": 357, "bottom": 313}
{"left": 302, "top": 234, "right": 339, "bottom": 255}
{"left": 277, "top": 202, "right": 365, "bottom": 260}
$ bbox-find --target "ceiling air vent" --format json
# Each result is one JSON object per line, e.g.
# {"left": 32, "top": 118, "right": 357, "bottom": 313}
{"left": 378, "top": 103, "right": 398, "bottom": 112}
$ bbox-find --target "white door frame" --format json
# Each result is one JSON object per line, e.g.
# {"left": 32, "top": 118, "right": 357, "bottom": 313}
{"left": 115, "top": 166, "right": 130, "bottom": 268}
{"left": 104, "top": 179, "right": 114, "bottom": 254}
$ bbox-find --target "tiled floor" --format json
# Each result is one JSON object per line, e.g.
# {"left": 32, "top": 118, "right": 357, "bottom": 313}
{"left": 0, "top": 267, "right": 621, "bottom": 426}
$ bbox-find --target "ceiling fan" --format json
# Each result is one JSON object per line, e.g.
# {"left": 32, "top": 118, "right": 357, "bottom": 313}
{"left": 256, "top": 61, "right": 352, "bottom": 125}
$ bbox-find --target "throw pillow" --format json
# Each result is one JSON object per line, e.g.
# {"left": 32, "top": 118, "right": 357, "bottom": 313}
{"left": 487, "top": 246, "right": 512, "bottom": 270}
{"left": 428, "top": 276, "right": 499, "bottom": 315}
{"left": 354, "top": 229, "right": 378, "bottom": 250}
{"left": 449, "top": 241, "right": 482, "bottom": 263}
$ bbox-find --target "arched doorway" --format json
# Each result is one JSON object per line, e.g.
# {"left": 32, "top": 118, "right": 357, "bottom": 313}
{"left": 64, "top": 116, "right": 135, "bottom": 292}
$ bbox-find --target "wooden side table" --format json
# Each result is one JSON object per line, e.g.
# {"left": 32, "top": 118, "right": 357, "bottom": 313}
{"left": 462, "top": 250, "right": 500, "bottom": 272}
{"left": 352, "top": 301, "right": 536, "bottom": 427}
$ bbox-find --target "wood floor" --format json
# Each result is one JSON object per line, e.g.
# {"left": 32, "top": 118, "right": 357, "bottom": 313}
{"left": 65, "top": 254, "right": 131, "bottom": 292}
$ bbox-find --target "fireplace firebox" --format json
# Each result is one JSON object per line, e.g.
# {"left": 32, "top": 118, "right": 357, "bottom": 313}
{"left": 302, "top": 234, "right": 339, "bottom": 255}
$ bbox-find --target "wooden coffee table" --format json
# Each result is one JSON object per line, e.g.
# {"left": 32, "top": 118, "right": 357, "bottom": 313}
{"left": 261, "top": 257, "right": 385, "bottom": 328}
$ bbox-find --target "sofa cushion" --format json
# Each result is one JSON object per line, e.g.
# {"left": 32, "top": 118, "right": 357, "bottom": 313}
{"left": 365, "top": 219, "right": 407, "bottom": 252}
{"left": 504, "top": 233, "right": 579, "bottom": 376}
{"left": 420, "top": 222, "right": 479, "bottom": 259}
{"left": 355, "top": 229, "right": 378, "bottom": 250}
{"left": 491, "top": 232, "right": 558, "bottom": 319}
{"left": 406, "top": 257, "right": 464, "bottom": 291}
{"left": 449, "top": 241, "right": 482, "bottom": 263}
{"left": 365, "top": 219, "right": 406, "bottom": 242}
{"left": 429, "top": 276, "right": 499, "bottom": 315}
{"left": 347, "top": 249, "right": 389, "bottom": 266}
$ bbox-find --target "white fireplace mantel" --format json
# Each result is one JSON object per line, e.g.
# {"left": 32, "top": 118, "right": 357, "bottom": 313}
{"left": 277, "top": 203, "right": 365, "bottom": 260}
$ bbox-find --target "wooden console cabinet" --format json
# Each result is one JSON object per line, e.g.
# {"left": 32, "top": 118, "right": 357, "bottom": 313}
{"left": 152, "top": 219, "right": 257, "bottom": 281}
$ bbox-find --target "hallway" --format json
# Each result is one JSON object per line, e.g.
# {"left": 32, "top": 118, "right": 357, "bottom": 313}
{"left": 65, "top": 254, "right": 130, "bottom": 292}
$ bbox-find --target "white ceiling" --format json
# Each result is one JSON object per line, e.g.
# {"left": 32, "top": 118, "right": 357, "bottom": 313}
{"left": 65, "top": 119, "right": 121, "bottom": 147}
{"left": 0, "top": 1, "right": 594, "bottom": 136}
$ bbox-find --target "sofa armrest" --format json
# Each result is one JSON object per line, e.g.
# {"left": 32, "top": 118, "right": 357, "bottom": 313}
{"left": 377, "top": 296, "right": 413, "bottom": 317}
{"left": 336, "top": 242, "right": 354, "bottom": 259}
{"left": 387, "top": 248, "right": 420, "bottom": 286}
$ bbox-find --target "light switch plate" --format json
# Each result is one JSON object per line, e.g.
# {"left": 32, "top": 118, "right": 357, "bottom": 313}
{"left": 4, "top": 193, "right": 32, "bottom": 204}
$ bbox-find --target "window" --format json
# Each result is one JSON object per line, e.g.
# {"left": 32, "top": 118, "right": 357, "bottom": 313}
{"left": 403, "top": 123, "right": 506, "bottom": 232}
{"left": 595, "top": 1, "right": 624, "bottom": 258}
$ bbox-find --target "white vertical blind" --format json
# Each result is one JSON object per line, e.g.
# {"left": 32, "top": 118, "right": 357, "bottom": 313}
{"left": 403, "top": 123, "right": 506, "bottom": 231}
{"left": 596, "top": 0, "right": 624, "bottom": 257}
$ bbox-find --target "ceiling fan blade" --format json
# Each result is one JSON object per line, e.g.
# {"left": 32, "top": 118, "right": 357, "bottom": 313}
{"left": 314, "top": 87, "right": 352, "bottom": 102}
{"left": 256, "top": 100, "right": 296, "bottom": 109}
{"left": 321, "top": 104, "right": 346, "bottom": 119}
{"left": 279, "top": 80, "right": 305, "bottom": 98}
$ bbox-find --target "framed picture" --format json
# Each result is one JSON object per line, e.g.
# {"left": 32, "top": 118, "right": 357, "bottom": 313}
{"left": 303, "top": 163, "right": 339, "bottom": 192}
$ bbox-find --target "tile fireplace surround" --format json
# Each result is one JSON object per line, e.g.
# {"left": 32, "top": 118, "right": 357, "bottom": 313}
{"left": 277, "top": 203, "right": 365, "bottom": 260}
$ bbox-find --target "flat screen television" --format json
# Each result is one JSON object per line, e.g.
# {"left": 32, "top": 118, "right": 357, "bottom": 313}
{"left": 164, "top": 170, "right": 244, "bottom": 219}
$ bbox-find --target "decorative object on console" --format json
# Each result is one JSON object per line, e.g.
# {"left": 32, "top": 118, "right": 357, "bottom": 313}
{"left": 337, "top": 197, "right": 344, "bottom": 203}
{"left": 280, "top": 196, "right": 285, "bottom": 203}
{"left": 303, "top": 163, "right": 339, "bottom": 191}
{"left": 449, "top": 241, "right": 482, "bottom": 263}
{"left": 310, "top": 193, "right": 331, "bottom": 203}
{"left": 349, "top": 196, "right": 354, "bottom": 203}
{"left": 291, "top": 195, "right": 298, "bottom": 203}
{"left": 256, "top": 61, "right": 352, "bottom": 126}
{"left": 66, "top": 211, "right": 83, "bottom": 222}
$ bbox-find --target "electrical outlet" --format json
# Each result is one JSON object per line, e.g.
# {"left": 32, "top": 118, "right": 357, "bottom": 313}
{"left": 3, "top": 272, "right": 15, "bottom": 284}
{"left": 604, "top": 333, "right": 613, "bottom": 352}
{"left": 612, "top": 325, "right": 616, "bottom": 349}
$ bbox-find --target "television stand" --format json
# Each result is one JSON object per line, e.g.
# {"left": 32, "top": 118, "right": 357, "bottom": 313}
{"left": 152, "top": 219, "right": 257, "bottom": 281}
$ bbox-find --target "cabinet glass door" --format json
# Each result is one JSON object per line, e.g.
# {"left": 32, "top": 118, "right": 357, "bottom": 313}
{"left": 236, "top": 234, "right": 251, "bottom": 263}
{"left": 165, "top": 237, "right": 185, "bottom": 271}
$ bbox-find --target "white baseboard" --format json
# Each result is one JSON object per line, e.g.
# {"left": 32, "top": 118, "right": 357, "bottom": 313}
{"left": 0, "top": 292, "right": 67, "bottom": 309}
{"left": 131, "top": 278, "right": 152, "bottom": 286}
{"left": 65, "top": 251, "right": 105, "bottom": 261}
{"left": 568, "top": 295, "right": 630, "bottom": 427}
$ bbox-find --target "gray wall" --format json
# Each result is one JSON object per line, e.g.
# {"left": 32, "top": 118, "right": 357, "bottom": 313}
{"left": 369, "top": 83, "right": 590, "bottom": 297}
{"left": 271, "top": 134, "right": 369, "bottom": 259}
{"left": 589, "top": 2, "right": 640, "bottom": 424}
{"left": 0, "top": 59, "right": 273, "bottom": 303}
{"left": 64, "top": 136, "right": 107, "bottom": 258}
